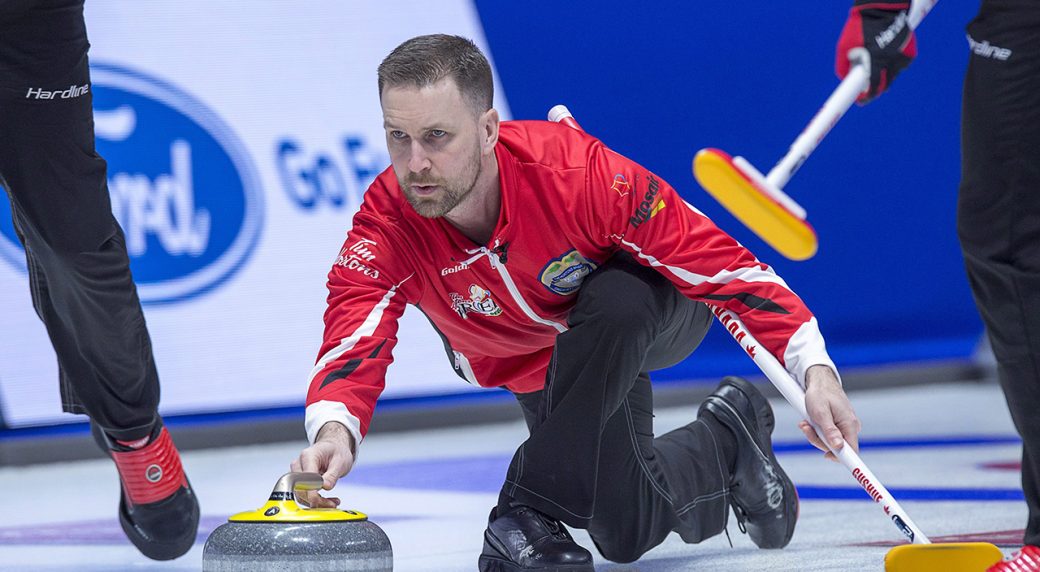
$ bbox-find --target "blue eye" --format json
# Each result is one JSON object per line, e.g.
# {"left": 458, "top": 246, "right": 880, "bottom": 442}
{"left": 390, "top": 130, "right": 407, "bottom": 140}
{"left": 430, "top": 130, "right": 446, "bottom": 138}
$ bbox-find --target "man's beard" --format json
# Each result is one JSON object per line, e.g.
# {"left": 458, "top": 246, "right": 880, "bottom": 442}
{"left": 400, "top": 153, "right": 482, "bottom": 218}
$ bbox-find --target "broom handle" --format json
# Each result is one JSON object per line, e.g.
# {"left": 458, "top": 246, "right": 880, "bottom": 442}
{"left": 767, "top": 0, "right": 939, "bottom": 189}
{"left": 708, "top": 304, "right": 931, "bottom": 545}
{"left": 549, "top": 103, "right": 931, "bottom": 544}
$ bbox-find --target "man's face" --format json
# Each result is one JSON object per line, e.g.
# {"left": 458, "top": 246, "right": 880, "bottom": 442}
{"left": 381, "top": 78, "right": 486, "bottom": 218}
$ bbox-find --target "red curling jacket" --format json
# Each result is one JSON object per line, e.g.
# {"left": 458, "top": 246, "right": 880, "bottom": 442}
{"left": 304, "top": 121, "right": 837, "bottom": 448}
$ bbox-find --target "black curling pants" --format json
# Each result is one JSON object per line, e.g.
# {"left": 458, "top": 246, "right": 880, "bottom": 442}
{"left": 958, "top": 0, "right": 1040, "bottom": 547}
{"left": 0, "top": 0, "right": 159, "bottom": 441}
{"left": 500, "top": 252, "right": 736, "bottom": 563}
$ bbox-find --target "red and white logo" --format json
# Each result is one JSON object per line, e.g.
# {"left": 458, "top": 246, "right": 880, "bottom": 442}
{"left": 852, "top": 467, "right": 884, "bottom": 503}
{"left": 145, "top": 464, "right": 163, "bottom": 483}
{"left": 335, "top": 238, "right": 381, "bottom": 279}
{"left": 450, "top": 285, "right": 502, "bottom": 319}
{"left": 610, "top": 173, "right": 631, "bottom": 197}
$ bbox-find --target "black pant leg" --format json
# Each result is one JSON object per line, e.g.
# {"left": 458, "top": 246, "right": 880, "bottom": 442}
{"left": 0, "top": 0, "right": 159, "bottom": 440}
{"left": 959, "top": 1, "right": 1040, "bottom": 546}
{"left": 512, "top": 373, "right": 731, "bottom": 562}
{"left": 962, "top": 254, "right": 1040, "bottom": 545}
{"left": 582, "top": 372, "right": 731, "bottom": 563}
{"left": 501, "top": 252, "right": 729, "bottom": 560}
{"left": 514, "top": 390, "right": 542, "bottom": 434}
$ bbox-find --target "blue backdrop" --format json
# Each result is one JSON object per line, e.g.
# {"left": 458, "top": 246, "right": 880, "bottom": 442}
{"left": 474, "top": 1, "right": 983, "bottom": 380}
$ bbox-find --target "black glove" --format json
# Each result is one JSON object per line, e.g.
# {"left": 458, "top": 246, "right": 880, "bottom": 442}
{"left": 835, "top": 0, "right": 918, "bottom": 104}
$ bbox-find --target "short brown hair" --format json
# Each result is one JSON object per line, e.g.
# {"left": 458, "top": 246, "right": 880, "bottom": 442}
{"left": 377, "top": 34, "right": 494, "bottom": 114}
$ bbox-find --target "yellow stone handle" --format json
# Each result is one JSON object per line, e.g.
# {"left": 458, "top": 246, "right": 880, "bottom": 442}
{"left": 229, "top": 472, "right": 368, "bottom": 522}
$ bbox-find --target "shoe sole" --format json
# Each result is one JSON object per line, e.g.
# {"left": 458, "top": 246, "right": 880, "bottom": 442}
{"left": 118, "top": 483, "right": 200, "bottom": 560}
{"left": 478, "top": 555, "right": 594, "bottom": 572}
{"left": 709, "top": 377, "right": 798, "bottom": 549}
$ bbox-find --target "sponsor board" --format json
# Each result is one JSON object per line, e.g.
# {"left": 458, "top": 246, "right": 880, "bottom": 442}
{"left": 0, "top": 0, "right": 511, "bottom": 427}
{"left": 1, "top": 64, "right": 264, "bottom": 305}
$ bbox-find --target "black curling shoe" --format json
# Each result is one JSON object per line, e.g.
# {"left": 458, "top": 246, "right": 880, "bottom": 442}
{"left": 699, "top": 376, "right": 798, "bottom": 549}
{"left": 92, "top": 419, "right": 200, "bottom": 560}
{"left": 478, "top": 505, "right": 594, "bottom": 571}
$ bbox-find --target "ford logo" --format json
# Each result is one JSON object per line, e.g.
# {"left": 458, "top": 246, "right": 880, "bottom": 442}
{"left": 0, "top": 63, "right": 263, "bottom": 304}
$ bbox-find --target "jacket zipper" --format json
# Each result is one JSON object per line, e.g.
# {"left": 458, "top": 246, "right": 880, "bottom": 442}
{"left": 453, "top": 350, "right": 480, "bottom": 385}
{"left": 475, "top": 242, "right": 568, "bottom": 333}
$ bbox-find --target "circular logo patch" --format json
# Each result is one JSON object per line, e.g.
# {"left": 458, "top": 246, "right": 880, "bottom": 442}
{"left": 145, "top": 464, "right": 163, "bottom": 483}
{"left": 264, "top": 506, "right": 280, "bottom": 517}
{"left": 539, "top": 250, "right": 597, "bottom": 295}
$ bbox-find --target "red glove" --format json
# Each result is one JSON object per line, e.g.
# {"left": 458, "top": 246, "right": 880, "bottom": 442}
{"left": 836, "top": 1, "right": 918, "bottom": 104}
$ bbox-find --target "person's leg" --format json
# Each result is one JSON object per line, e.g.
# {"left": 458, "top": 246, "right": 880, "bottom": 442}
{"left": 961, "top": 254, "right": 1040, "bottom": 547}
{"left": 959, "top": 5, "right": 1040, "bottom": 550}
{"left": 0, "top": 1, "right": 158, "bottom": 438}
{"left": 0, "top": 0, "right": 197, "bottom": 560}
{"left": 581, "top": 372, "right": 736, "bottom": 564}
{"left": 586, "top": 373, "right": 796, "bottom": 557}
{"left": 498, "top": 253, "right": 714, "bottom": 527}
{"left": 513, "top": 390, "right": 543, "bottom": 434}
{"left": 510, "top": 373, "right": 733, "bottom": 564}
{"left": 483, "top": 252, "right": 742, "bottom": 569}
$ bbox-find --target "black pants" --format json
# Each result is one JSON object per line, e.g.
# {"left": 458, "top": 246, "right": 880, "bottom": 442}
{"left": 500, "top": 253, "right": 734, "bottom": 563}
{"left": 959, "top": 0, "right": 1040, "bottom": 547}
{"left": 0, "top": 0, "right": 159, "bottom": 441}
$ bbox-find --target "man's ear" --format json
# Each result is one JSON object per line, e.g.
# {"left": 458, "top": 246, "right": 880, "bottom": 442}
{"left": 480, "top": 108, "right": 500, "bottom": 154}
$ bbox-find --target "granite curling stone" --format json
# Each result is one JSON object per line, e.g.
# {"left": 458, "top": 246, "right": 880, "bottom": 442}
{"left": 203, "top": 472, "right": 392, "bottom": 571}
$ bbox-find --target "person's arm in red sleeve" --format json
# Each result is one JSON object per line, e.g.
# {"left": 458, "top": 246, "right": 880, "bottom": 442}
{"left": 292, "top": 215, "right": 418, "bottom": 505}
{"left": 582, "top": 143, "right": 860, "bottom": 459}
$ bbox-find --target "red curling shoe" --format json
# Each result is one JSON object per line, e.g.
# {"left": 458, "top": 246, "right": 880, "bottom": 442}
{"left": 988, "top": 545, "right": 1040, "bottom": 571}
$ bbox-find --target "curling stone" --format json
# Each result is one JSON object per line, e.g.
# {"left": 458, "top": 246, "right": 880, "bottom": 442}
{"left": 203, "top": 472, "right": 392, "bottom": 571}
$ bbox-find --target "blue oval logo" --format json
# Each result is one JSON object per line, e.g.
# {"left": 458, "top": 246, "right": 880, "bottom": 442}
{"left": 539, "top": 250, "right": 597, "bottom": 296}
{"left": 0, "top": 63, "right": 263, "bottom": 304}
